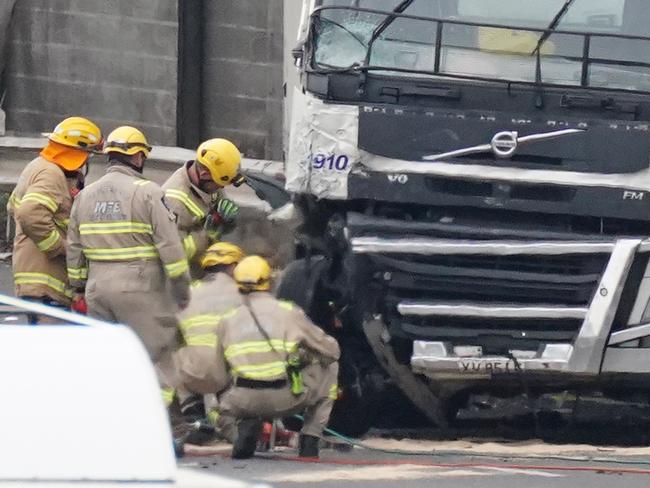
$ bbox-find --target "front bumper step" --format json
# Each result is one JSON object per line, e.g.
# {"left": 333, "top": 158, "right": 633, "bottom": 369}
{"left": 411, "top": 341, "right": 573, "bottom": 377}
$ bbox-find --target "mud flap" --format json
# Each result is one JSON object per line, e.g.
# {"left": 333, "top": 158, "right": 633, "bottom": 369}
{"left": 242, "top": 171, "right": 291, "bottom": 210}
{"left": 362, "top": 317, "right": 450, "bottom": 432}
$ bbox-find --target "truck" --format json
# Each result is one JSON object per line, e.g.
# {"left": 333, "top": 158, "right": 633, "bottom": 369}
{"left": 276, "top": 0, "right": 650, "bottom": 435}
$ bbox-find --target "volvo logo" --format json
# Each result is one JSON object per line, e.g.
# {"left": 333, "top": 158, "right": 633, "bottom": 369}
{"left": 491, "top": 131, "right": 518, "bottom": 159}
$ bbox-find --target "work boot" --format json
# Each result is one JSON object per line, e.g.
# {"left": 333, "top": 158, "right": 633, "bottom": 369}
{"left": 298, "top": 434, "right": 320, "bottom": 458}
{"left": 179, "top": 396, "right": 215, "bottom": 445}
{"left": 232, "top": 418, "right": 263, "bottom": 459}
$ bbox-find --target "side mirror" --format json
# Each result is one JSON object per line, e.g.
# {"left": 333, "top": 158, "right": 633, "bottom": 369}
{"left": 292, "top": 42, "right": 305, "bottom": 68}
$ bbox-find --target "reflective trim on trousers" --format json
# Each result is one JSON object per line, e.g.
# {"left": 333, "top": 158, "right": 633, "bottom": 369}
{"left": 207, "top": 409, "right": 220, "bottom": 426}
{"left": 329, "top": 383, "right": 339, "bottom": 400}
{"left": 67, "top": 266, "right": 88, "bottom": 280}
{"left": 161, "top": 387, "right": 175, "bottom": 406}
{"left": 278, "top": 300, "right": 294, "bottom": 311}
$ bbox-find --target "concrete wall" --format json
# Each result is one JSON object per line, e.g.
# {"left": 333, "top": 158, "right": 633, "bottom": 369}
{"left": 202, "top": 0, "right": 284, "bottom": 160}
{"left": 0, "top": 1, "right": 18, "bottom": 135}
{"left": 4, "top": 0, "right": 179, "bottom": 144}
{"left": 2, "top": 0, "right": 286, "bottom": 159}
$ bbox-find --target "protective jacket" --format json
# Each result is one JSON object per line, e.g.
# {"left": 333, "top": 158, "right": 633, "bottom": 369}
{"left": 177, "top": 292, "right": 340, "bottom": 437}
{"left": 162, "top": 163, "right": 221, "bottom": 267}
{"left": 178, "top": 272, "right": 242, "bottom": 344}
{"left": 67, "top": 164, "right": 190, "bottom": 294}
{"left": 9, "top": 156, "right": 75, "bottom": 305}
{"left": 174, "top": 271, "right": 242, "bottom": 433}
{"left": 67, "top": 164, "right": 191, "bottom": 396}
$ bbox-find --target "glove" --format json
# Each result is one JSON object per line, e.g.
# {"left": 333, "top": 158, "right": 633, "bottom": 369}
{"left": 214, "top": 198, "right": 239, "bottom": 224}
{"left": 203, "top": 213, "right": 224, "bottom": 241}
{"left": 71, "top": 295, "right": 87, "bottom": 315}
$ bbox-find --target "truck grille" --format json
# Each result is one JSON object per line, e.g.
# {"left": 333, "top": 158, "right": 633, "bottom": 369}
{"left": 348, "top": 212, "right": 618, "bottom": 353}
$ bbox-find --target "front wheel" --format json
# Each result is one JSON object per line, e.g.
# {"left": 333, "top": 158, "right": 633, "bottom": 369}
{"left": 276, "top": 258, "right": 377, "bottom": 437}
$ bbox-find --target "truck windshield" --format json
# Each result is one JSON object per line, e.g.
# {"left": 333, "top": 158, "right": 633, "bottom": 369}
{"left": 312, "top": 0, "right": 650, "bottom": 91}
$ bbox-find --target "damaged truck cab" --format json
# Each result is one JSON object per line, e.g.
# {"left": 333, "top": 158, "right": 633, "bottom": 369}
{"left": 280, "top": 0, "right": 650, "bottom": 432}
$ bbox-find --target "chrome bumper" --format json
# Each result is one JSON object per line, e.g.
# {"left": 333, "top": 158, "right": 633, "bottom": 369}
{"left": 352, "top": 236, "right": 650, "bottom": 378}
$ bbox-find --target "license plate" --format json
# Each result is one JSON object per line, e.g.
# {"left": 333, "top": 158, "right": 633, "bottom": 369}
{"left": 458, "top": 359, "right": 522, "bottom": 374}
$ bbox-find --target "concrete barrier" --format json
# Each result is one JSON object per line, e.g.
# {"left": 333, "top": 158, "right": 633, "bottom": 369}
{"left": 0, "top": 137, "right": 297, "bottom": 267}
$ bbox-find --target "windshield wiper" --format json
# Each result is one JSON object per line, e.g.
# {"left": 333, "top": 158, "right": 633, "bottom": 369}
{"left": 531, "top": 0, "right": 576, "bottom": 108}
{"left": 532, "top": 0, "right": 576, "bottom": 56}
{"left": 363, "top": 0, "right": 415, "bottom": 67}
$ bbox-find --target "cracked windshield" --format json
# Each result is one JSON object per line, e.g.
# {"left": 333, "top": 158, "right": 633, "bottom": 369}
{"left": 315, "top": 0, "right": 650, "bottom": 90}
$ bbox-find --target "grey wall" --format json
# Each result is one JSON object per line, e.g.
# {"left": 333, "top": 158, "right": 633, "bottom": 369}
{"left": 0, "top": 0, "right": 18, "bottom": 135}
{"left": 202, "top": 0, "right": 284, "bottom": 160}
{"left": 4, "top": 0, "right": 179, "bottom": 144}
{"left": 0, "top": 1, "right": 18, "bottom": 81}
{"left": 2, "top": 0, "right": 286, "bottom": 159}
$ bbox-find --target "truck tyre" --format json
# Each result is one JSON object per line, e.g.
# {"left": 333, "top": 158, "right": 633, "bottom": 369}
{"left": 276, "top": 257, "right": 375, "bottom": 437}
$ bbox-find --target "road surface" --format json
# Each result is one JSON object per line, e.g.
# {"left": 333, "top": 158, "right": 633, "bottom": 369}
{"left": 180, "top": 441, "right": 650, "bottom": 487}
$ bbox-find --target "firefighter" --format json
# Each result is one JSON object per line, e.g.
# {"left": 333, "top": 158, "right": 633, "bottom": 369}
{"left": 8, "top": 117, "right": 102, "bottom": 322}
{"left": 162, "top": 138, "right": 242, "bottom": 276}
{"left": 176, "top": 255, "right": 340, "bottom": 459}
{"left": 66, "top": 126, "right": 191, "bottom": 404}
{"left": 175, "top": 241, "right": 245, "bottom": 443}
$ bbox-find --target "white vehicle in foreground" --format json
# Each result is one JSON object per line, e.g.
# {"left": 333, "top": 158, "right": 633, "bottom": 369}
{"left": 0, "top": 295, "right": 268, "bottom": 488}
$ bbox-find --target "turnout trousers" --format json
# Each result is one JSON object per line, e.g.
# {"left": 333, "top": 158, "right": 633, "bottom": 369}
{"left": 85, "top": 260, "right": 182, "bottom": 394}
{"left": 219, "top": 362, "right": 339, "bottom": 437}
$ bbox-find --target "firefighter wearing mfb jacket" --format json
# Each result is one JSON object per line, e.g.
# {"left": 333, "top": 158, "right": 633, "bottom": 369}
{"left": 176, "top": 255, "right": 340, "bottom": 459}
{"left": 66, "top": 126, "right": 191, "bottom": 403}
{"left": 162, "top": 138, "right": 242, "bottom": 276}
{"left": 8, "top": 117, "right": 102, "bottom": 320}
{"left": 174, "top": 241, "right": 245, "bottom": 443}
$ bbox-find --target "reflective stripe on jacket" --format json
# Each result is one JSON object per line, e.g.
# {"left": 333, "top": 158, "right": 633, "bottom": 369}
{"left": 9, "top": 156, "right": 74, "bottom": 304}
{"left": 176, "top": 291, "right": 340, "bottom": 394}
{"left": 66, "top": 165, "right": 190, "bottom": 290}
{"left": 177, "top": 272, "right": 242, "bottom": 341}
{"left": 162, "top": 163, "right": 220, "bottom": 263}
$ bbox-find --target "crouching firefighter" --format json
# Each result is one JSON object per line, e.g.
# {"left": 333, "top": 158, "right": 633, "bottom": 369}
{"left": 66, "top": 126, "right": 191, "bottom": 404}
{"left": 175, "top": 255, "right": 340, "bottom": 459}
{"left": 174, "top": 241, "right": 246, "bottom": 443}
{"left": 162, "top": 138, "right": 243, "bottom": 277}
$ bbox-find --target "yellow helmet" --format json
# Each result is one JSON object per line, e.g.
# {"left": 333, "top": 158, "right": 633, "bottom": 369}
{"left": 200, "top": 242, "right": 245, "bottom": 269}
{"left": 196, "top": 138, "right": 242, "bottom": 186}
{"left": 48, "top": 117, "right": 103, "bottom": 151}
{"left": 234, "top": 255, "right": 271, "bottom": 292}
{"left": 104, "top": 126, "right": 152, "bottom": 158}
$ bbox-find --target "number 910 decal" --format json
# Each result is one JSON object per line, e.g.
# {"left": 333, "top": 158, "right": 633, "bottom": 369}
{"left": 310, "top": 153, "right": 350, "bottom": 171}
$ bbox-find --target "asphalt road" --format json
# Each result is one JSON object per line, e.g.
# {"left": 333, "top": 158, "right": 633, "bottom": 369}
{"left": 0, "top": 262, "right": 12, "bottom": 295}
{"left": 180, "top": 446, "right": 650, "bottom": 487}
